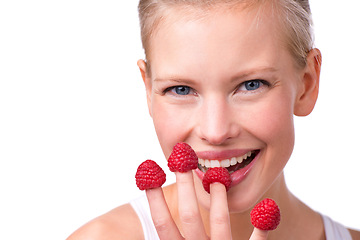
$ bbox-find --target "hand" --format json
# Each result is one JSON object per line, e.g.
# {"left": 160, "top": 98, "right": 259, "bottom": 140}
{"left": 145, "top": 171, "right": 269, "bottom": 240}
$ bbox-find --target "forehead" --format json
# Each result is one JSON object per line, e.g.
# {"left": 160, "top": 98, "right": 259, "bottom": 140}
{"left": 148, "top": 4, "right": 292, "bottom": 79}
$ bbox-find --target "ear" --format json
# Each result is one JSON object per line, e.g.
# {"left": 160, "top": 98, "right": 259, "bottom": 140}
{"left": 137, "top": 59, "right": 153, "bottom": 117}
{"left": 294, "top": 48, "right": 322, "bottom": 116}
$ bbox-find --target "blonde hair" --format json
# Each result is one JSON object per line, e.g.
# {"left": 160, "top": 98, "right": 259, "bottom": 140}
{"left": 138, "top": 0, "right": 314, "bottom": 69}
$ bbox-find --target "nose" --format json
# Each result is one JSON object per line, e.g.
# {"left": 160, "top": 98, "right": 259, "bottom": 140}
{"left": 197, "top": 96, "right": 241, "bottom": 145}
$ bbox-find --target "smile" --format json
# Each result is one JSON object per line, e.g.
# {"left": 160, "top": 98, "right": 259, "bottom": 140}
{"left": 197, "top": 150, "right": 259, "bottom": 174}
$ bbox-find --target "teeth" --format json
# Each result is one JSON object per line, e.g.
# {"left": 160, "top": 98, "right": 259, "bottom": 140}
{"left": 211, "top": 160, "right": 220, "bottom": 167}
{"left": 220, "top": 159, "right": 230, "bottom": 168}
{"left": 199, "top": 158, "right": 205, "bottom": 166}
{"left": 230, "top": 157, "right": 237, "bottom": 166}
{"left": 198, "top": 151, "right": 254, "bottom": 168}
{"left": 237, "top": 156, "right": 244, "bottom": 164}
{"left": 205, "top": 159, "right": 211, "bottom": 168}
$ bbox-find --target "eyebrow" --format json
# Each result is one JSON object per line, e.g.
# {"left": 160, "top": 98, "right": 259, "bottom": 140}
{"left": 230, "top": 67, "right": 279, "bottom": 82}
{"left": 153, "top": 77, "right": 195, "bottom": 84}
{"left": 154, "top": 67, "right": 279, "bottom": 83}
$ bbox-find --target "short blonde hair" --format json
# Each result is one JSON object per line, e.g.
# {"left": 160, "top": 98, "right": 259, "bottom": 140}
{"left": 138, "top": 0, "right": 314, "bottom": 69}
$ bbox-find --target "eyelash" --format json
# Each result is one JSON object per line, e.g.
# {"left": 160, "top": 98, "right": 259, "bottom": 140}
{"left": 236, "top": 79, "right": 270, "bottom": 93}
{"left": 162, "top": 79, "right": 270, "bottom": 96}
{"left": 163, "top": 85, "right": 195, "bottom": 96}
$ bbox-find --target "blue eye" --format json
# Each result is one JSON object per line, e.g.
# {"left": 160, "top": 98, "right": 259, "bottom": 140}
{"left": 244, "top": 80, "right": 262, "bottom": 91}
{"left": 236, "top": 79, "right": 269, "bottom": 94}
{"left": 173, "top": 86, "right": 191, "bottom": 95}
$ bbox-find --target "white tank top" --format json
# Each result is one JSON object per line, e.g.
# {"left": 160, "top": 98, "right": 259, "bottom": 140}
{"left": 130, "top": 194, "right": 352, "bottom": 240}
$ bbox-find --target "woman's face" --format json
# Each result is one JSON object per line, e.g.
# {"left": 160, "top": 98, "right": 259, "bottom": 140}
{"left": 140, "top": 7, "right": 306, "bottom": 211}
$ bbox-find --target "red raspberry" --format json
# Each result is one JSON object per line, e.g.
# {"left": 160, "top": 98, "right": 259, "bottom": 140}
{"left": 250, "top": 198, "right": 281, "bottom": 231}
{"left": 168, "top": 142, "right": 198, "bottom": 172}
{"left": 135, "top": 160, "right": 166, "bottom": 190}
{"left": 202, "top": 167, "right": 231, "bottom": 193}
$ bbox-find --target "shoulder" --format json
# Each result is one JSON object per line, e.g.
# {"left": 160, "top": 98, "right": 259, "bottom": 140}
{"left": 349, "top": 228, "right": 360, "bottom": 240}
{"left": 67, "top": 203, "right": 144, "bottom": 240}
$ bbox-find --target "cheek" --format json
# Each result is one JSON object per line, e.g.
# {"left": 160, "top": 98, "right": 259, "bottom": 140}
{"left": 243, "top": 94, "right": 295, "bottom": 157}
{"left": 263, "top": 102, "right": 295, "bottom": 177}
{"left": 261, "top": 105, "right": 294, "bottom": 145}
{"left": 151, "top": 100, "right": 194, "bottom": 158}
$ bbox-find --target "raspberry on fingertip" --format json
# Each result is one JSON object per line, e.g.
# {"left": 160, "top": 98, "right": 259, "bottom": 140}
{"left": 168, "top": 142, "right": 198, "bottom": 172}
{"left": 250, "top": 198, "right": 281, "bottom": 231}
{"left": 135, "top": 160, "right": 166, "bottom": 190}
{"left": 202, "top": 167, "right": 232, "bottom": 194}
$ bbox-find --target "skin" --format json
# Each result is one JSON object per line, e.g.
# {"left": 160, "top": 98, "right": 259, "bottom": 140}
{"left": 67, "top": 4, "right": 360, "bottom": 240}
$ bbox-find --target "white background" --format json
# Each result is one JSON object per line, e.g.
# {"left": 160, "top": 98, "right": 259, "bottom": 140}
{"left": 0, "top": 1, "right": 359, "bottom": 239}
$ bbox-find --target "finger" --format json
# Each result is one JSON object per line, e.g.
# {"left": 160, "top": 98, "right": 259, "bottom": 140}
{"left": 176, "top": 172, "right": 208, "bottom": 240}
{"left": 210, "top": 183, "right": 231, "bottom": 240}
{"left": 249, "top": 228, "right": 269, "bottom": 240}
{"left": 146, "top": 188, "right": 184, "bottom": 240}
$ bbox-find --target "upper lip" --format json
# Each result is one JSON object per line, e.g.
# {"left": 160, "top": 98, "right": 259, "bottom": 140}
{"left": 196, "top": 149, "right": 256, "bottom": 160}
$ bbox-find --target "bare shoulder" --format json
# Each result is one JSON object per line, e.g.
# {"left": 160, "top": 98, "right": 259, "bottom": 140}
{"left": 349, "top": 228, "right": 360, "bottom": 240}
{"left": 67, "top": 203, "right": 143, "bottom": 240}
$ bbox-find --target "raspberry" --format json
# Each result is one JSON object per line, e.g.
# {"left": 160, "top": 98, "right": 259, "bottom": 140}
{"left": 202, "top": 167, "right": 231, "bottom": 193}
{"left": 135, "top": 160, "right": 166, "bottom": 190}
{"left": 168, "top": 142, "right": 198, "bottom": 172}
{"left": 250, "top": 198, "right": 281, "bottom": 231}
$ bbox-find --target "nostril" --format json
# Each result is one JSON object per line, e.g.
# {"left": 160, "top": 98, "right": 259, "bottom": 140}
{"left": 198, "top": 100, "right": 241, "bottom": 145}
{"left": 199, "top": 122, "right": 241, "bottom": 146}
{"left": 200, "top": 133, "right": 233, "bottom": 146}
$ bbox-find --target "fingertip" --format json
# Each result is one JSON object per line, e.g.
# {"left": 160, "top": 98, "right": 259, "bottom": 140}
{"left": 249, "top": 227, "right": 269, "bottom": 240}
{"left": 145, "top": 187, "right": 164, "bottom": 202}
{"left": 175, "top": 171, "right": 194, "bottom": 184}
{"left": 210, "top": 182, "right": 227, "bottom": 193}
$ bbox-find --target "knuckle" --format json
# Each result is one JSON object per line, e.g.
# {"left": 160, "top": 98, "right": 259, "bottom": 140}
{"left": 211, "top": 213, "right": 229, "bottom": 226}
{"left": 179, "top": 210, "right": 199, "bottom": 225}
{"left": 153, "top": 217, "right": 170, "bottom": 233}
